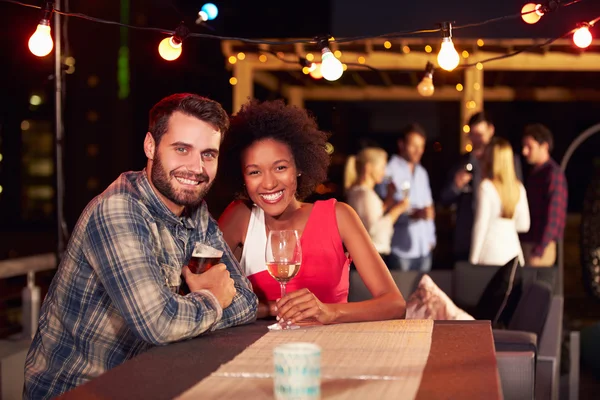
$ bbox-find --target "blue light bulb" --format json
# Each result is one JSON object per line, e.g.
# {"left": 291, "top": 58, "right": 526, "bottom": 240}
{"left": 201, "top": 3, "right": 218, "bottom": 21}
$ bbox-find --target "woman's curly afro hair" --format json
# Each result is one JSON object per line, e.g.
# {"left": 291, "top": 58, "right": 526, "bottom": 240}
{"left": 221, "top": 99, "right": 331, "bottom": 200}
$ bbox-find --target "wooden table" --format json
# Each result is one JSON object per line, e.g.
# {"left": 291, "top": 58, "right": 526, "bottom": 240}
{"left": 60, "top": 320, "right": 502, "bottom": 399}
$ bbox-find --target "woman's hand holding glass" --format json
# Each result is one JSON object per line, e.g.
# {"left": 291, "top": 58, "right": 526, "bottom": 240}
{"left": 266, "top": 229, "right": 302, "bottom": 330}
{"left": 276, "top": 288, "right": 336, "bottom": 326}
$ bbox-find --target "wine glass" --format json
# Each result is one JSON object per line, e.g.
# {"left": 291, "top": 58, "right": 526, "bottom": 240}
{"left": 462, "top": 163, "right": 473, "bottom": 193}
{"left": 266, "top": 230, "right": 302, "bottom": 330}
{"left": 400, "top": 180, "right": 411, "bottom": 199}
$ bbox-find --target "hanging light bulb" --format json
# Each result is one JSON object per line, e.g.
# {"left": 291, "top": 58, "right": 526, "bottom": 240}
{"left": 437, "top": 22, "right": 460, "bottom": 71}
{"left": 417, "top": 62, "right": 435, "bottom": 97}
{"left": 158, "top": 23, "right": 189, "bottom": 61}
{"left": 309, "top": 63, "right": 323, "bottom": 80}
{"left": 299, "top": 57, "right": 318, "bottom": 76}
{"left": 200, "top": 3, "right": 219, "bottom": 21}
{"left": 320, "top": 48, "right": 343, "bottom": 81}
{"left": 573, "top": 24, "right": 593, "bottom": 49}
{"left": 28, "top": 2, "right": 54, "bottom": 57}
{"left": 521, "top": 3, "right": 544, "bottom": 24}
{"left": 158, "top": 36, "right": 182, "bottom": 61}
{"left": 316, "top": 38, "right": 343, "bottom": 81}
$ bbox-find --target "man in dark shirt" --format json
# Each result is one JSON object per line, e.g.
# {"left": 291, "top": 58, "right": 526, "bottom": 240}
{"left": 520, "top": 124, "right": 568, "bottom": 266}
{"left": 440, "top": 112, "right": 522, "bottom": 262}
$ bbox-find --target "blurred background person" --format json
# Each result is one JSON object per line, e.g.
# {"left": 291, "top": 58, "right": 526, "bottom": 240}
{"left": 520, "top": 124, "right": 568, "bottom": 267}
{"left": 344, "top": 147, "right": 409, "bottom": 263}
{"left": 440, "top": 112, "right": 523, "bottom": 263}
{"left": 376, "top": 124, "right": 436, "bottom": 272}
{"left": 470, "top": 137, "right": 530, "bottom": 266}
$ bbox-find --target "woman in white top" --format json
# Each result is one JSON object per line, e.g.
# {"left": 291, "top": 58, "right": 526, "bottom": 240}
{"left": 344, "top": 147, "right": 409, "bottom": 257}
{"left": 470, "top": 137, "right": 531, "bottom": 266}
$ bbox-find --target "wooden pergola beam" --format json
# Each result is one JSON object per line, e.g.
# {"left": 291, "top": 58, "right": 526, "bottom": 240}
{"left": 291, "top": 86, "right": 600, "bottom": 102}
{"left": 226, "top": 51, "right": 600, "bottom": 72}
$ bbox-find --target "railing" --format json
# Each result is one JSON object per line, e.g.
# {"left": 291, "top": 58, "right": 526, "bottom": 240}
{"left": 0, "top": 253, "right": 57, "bottom": 339}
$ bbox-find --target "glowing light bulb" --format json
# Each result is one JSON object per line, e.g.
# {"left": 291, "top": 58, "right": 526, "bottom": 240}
{"left": 320, "top": 48, "right": 343, "bottom": 81}
{"left": 201, "top": 3, "right": 219, "bottom": 20}
{"left": 309, "top": 63, "right": 323, "bottom": 80}
{"left": 521, "top": 3, "right": 543, "bottom": 25}
{"left": 437, "top": 38, "right": 460, "bottom": 71}
{"left": 417, "top": 62, "right": 435, "bottom": 97}
{"left": 573, "top": 25, "right": 593, "bottom": 49}
{"left": 417, "top": 76, "right": 434, "bottom": 97}
{"left": 29, "top": 21, "right": 53, "bottom": 57}
{"left": 158, "top": 36, "right": 182, "bottom": 61}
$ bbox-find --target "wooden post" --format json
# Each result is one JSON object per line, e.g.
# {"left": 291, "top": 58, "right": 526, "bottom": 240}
{"left": 287, "top": 86, "right": 304, "bottom": 109}
{"left": 232, "top": 61, "right": 253, "bottom": 114}
{"left": 460, "top": 66, "right": 484, "bottom": 153}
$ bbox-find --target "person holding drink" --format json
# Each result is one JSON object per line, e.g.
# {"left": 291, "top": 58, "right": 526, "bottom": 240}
{"left": 24, "top": 94, "right": 258, "bottom": 399}
{"left": 440, "top": 111, "right": 523, "bottom": 262}
{"left": 218, "top": 99, "right": 406, "bottom": 327}
{"left": 374, "top": 123, "right": 436, "bottom": 272}
{"left": 343, "top": 147, "right": 410, "bottom": 263}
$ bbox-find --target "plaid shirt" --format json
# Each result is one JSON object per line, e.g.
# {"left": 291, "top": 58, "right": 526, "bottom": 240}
{"left": 520, "top": 159, "right": 568, "bottom": 257}
{"left": 24, "top": 171, "right": 258, "bottom": 399}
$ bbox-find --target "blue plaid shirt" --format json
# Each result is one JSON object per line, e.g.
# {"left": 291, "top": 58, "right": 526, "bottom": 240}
{"left": 24, "top": 171, "right": 258, "bottom": 399}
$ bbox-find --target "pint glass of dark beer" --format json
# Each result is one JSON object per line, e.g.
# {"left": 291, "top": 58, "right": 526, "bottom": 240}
{"left": 188, "top": 242, "right": 223, "bottom": 274}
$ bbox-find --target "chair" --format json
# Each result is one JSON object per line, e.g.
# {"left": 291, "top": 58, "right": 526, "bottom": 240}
{"left": 348, "top": 265, "right": 563, "bottom": 400}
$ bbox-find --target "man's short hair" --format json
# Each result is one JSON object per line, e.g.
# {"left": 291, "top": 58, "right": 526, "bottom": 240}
{"left": 148, "top": 93, "right": 229, "bottom": 145}
{"left": 523, "top": 123, "right": 554, "bottom": 152}
{"left": 468, "top": 111, "right": 494, "bottom": 127}
{"left": 401, "top": 123, "right": 426, "bottom": 141}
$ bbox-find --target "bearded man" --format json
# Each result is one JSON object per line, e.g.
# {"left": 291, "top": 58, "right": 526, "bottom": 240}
{"left": 24, "top": 93, "right": 258, "bottom": 399}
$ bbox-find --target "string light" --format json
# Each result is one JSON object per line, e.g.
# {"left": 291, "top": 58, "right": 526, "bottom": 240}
{"left": 5, "top": 0, "right": 596, "bottom": 78}
{"left": 521, "top": 3, "right": 544, "bottom": 24}
{"left": 521, "top": 1, "right": 563, "bottom": 25}
{"left": 158, "top": 23, "right": 189, "bottom": 61}
{"left": 200, "top": 3, "right": 218, "bottom": 21}
{"left": 573, "top": 23, "right": 593, "bottom": 49}
{"left": 437, "top": 22, "right": 460, "bottom": 71}
{"left": 416, "top": 62, "right": 435, "bottom": 97}
{"left": 318, "top": 38, "right": 343, "bottom": 81}
{"left": 299, "top": 57, "right": 317, "bottom": 75}
{"left": 309, "top": 63, "right": 323, "bottom": 80}
{"left": 28, "top": 1, "right": 54, "bottom": 57}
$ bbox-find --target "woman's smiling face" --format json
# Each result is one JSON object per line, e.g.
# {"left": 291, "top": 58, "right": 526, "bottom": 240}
{"left": 242, "top": 138, "right": 299, "bottom": 217}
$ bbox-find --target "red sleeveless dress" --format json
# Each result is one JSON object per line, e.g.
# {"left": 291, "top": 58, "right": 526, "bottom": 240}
{"left": 243, "top": 199, "right": 351, "bottom": 303}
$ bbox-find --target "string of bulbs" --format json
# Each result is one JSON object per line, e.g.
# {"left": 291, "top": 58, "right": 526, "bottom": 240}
{"left": 5, "top": 0, "right": 598, "bottom": 93}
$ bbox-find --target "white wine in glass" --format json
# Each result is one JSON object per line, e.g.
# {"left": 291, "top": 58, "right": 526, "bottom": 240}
{"left": 266, "top": 230, "right": 302, "bottom": 330}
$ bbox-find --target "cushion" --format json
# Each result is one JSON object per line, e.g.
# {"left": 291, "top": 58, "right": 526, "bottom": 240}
{"left": 406, "top": 274, "right": 474, "bottom": 320}
{"left": 472, "top": 257, "right": 523, "bottom": 327}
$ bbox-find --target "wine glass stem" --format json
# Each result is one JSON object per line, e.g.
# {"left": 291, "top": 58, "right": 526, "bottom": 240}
{"left": 280, "top": 282, "right": 287, "bottom": 299}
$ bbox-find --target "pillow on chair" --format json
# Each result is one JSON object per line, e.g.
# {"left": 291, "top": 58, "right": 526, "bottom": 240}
{"left": 406, "top": 274, "right": 474, "bottom": 320}
{"left": 473, "top": 257, "right": 523, "bottom": 327}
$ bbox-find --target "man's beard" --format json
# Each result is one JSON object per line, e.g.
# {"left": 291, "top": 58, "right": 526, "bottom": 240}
{"left": 151, "top": 152, "right": 213, "bottom": 210}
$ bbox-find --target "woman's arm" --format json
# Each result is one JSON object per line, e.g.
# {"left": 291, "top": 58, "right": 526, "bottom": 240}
{"left": 278, "top": 202, "right": 406, "bottom": 324}
{"left": 515, "top": 183, "right": 531, "bottom": 233}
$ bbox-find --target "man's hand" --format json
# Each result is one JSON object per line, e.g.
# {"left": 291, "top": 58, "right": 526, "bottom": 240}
{"left": 424, "top": 206, "right": 435, "bottom": 220}
{"left": 182, "top": 264, "right": 236, "bottom": 309}
{"left": 454, "top": 170, "right": 472, "bottom": 190}
{"left": 527, "top": 255, "right": 543, "bottom": 267}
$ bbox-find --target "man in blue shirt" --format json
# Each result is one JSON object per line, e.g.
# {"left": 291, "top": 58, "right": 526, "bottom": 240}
{"left": 377, "top": 123, "right": 436, "bottom": 271}
{"left": 24, "top": 94, "right": 258, "bottom": 399}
